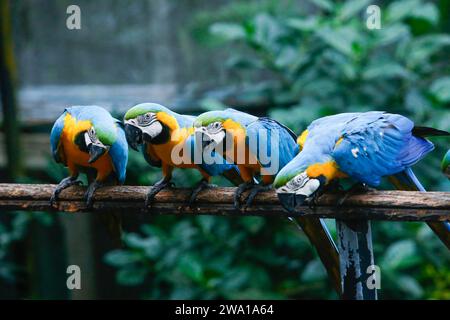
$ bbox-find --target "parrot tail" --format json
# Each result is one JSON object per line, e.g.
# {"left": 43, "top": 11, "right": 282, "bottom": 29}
{"left": 388, "top": 168, "right": 450, "bottom": 249}
{"left": 412, "top": 126, "right": 449, "bottom": 137}
{"left": 294, "top": 217, "right": 341, "bottom": 294}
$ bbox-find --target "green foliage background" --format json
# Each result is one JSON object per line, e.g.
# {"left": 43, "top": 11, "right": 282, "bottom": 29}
{"left": 0, "top": 0, "right": 449, "bottom": 299}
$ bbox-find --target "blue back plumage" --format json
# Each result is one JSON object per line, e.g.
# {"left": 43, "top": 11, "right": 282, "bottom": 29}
{"left": 245, "top": 117, "right": 299, "bottom": 175}
{"left": 331, "top": 112, "right": 433, "bottom": 185}
{"left": 109, "top": 120, "right": 128, "bottom": 184}
{"left": 50, "top": 112, "right": 66, "bottom": 163}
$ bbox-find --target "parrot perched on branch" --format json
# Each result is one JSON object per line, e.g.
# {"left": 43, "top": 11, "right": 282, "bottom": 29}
{"left": 442, "top": 150, "right": 450, "bottom": 179}
{"left": 50, "top": 105, "right": 128, "bottom": 241}
{"left": 123, "top": 103, "right": 242, "bottom": 207}
{"left": 193, "top": 108, "right": 299, "bottom": 209}
{"left": 193, "top": 108, "right": 341, "bottom": 292}
{"left": 274, "top": 111, "right": 450, "bottom": 249}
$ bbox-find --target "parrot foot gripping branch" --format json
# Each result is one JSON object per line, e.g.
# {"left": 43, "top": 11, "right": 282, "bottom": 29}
{"left": 0, "top": 183, "right": 449, "bottom": 300}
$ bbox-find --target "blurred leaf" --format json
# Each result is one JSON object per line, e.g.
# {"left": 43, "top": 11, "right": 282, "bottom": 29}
{"left": 362, "top": 62, "right": 410, "bottom": 80}
{"left": 104, "top": 249, "right": 142, "bottom": 267}
{"left": 286, "top": 17, "right": 319, "bottom": 32}
{"left": 239, "top": 216, "right": 265, "bottom": 234}
{"left": 405, "top": 34, "right": 450, "bottom": 68}
{"left": 274, "top": 46, "right": 301, "bottom": 69}
{"left": 374, "top": 24, "right": 410, "bottom": 47}
{"left": 316, "top": 26, "right": 359, "bottom": 57}
{"left": 381, "top": 240, "right": 420, "bottom": 270}
{"left": 209, "top": 22, "right": 246, "bottom": 41}
{"left": 386, "top": 0, "right": 421, "bottom": 23}
{"left": 430, "top": 77, "right": 450, "bottom": 103}
{"left": 250, "top": 13, "right": 285, "bottom": 49}
{"left": 117, "top": 268, "right": 147, "bottom": 286}
{"left": 396, "top": 275, "right": 424, "bottom": 298}
{"left": 411, "top": 2, "right": 439, "bottom": 25}
{"left": 337, "top": 0, "right": 371, "bottom": 21}
{"left": 225, "top": 55, "right": 264, "bottom": 70}
{"left": 301, "top": 259, "right": 327, "bottom": 282}
{"left": 307, "top": 0, "right": 334, "bottom": 12}
{"left": 178, "top": 254, "right": 204, "bottom": 282}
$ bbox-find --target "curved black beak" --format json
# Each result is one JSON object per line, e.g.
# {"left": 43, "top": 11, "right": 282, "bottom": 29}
{"left": 194, "top": 129, "right": 212, "bottom": 149}
{"left": 277, "top": 193, "right": 307, "bottom": 213}
{"left": 202, "top": 134, "right": 212, "bottom": 149}
{"left": 124, "top": 123, "right": 142, "bottom": 151}
{"left": 88, "top": 144, "right": 107, "bottom": 164}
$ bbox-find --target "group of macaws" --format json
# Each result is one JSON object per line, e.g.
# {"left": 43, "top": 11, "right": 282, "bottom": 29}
{"left": 50, "top": 104, "right": 450, "bottom": 286}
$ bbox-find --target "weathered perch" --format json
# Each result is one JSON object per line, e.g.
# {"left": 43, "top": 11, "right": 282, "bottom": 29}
{"left": 0, "top": 184, "right": 448, "bottom": 221}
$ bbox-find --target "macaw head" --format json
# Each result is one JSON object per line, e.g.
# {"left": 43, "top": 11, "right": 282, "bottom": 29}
{"left": 193, "top": 109, "right": 249, "bottom": 154}
{"left": 69, "top": 106, "right": 117, "bottom": 164}
{"left": 442, "top": 150, "right": 450, "bottom": 178}
{"left": 123, "top": 103, "right": 173, "bottom": 150}
{"left": 273, "top": 155, "right": 330, "bottom": 212}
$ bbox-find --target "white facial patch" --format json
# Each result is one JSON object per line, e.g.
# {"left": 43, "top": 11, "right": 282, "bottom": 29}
{"left": 142, "top": 121, "right": 163, "bottom": 138}
{"left": 276, "top": 172, "right": 309, "bottom": 194}
{"left": 84, "top": 129, "right": 107, "bottom": 149}
{"left": 125, "top": 119, "right": 137, "bottom": 126}
{"left": 295, "top": 178, "right": 320, "bottom": 197}
{"left": 276, "top": 171, "right": 320, "bottom": 197}
{"left": 84, "top": 131, "right": 93, "bottom": 147}
{"left": 208, "top": 130, "right": 226, "bottom": 146}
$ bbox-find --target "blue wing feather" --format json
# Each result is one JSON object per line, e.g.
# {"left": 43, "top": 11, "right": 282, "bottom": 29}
{"left": 245, "top": 118, "right": 299, "bottom": 175}
{"left": 109, "top": 121, "right": 128, "bottom": 184}
{"left": 332, "top": 113, "right": 434, "bottom": 186}
{"left": 50, "top": 111, "right": 67, "bottom": 164}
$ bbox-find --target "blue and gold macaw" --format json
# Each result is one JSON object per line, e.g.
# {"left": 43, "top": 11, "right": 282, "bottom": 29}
{"left": 274, "top": 111, "right": 450, "bottom": 249}
{"left": 442, "top": 150, "right": 450, "bottom": 179}
{"left": 50, "top": 105, "right": 128, "bottom": 206}
{"left": 193, "top": 108, "right": 341, "bottom": 293}
{"left": 193, "top": 108, "right": 300, "bottom": 208}
{"left": 50, "top": 106, "right": 128, "bottom": 241}
{"left": 123, "top": 103, "right": 241, "bottom": 207}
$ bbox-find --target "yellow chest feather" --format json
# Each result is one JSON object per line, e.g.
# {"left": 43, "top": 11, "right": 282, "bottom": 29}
{"left": 306, "top": 161, "right": 348, "bottom": 182}
{"left": 60, "top": 113, "right": 113, "bottom": 180}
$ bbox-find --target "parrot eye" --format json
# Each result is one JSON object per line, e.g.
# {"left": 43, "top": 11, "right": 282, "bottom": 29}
{"left": 208, "top": 122, "right": 222, "bottom": 132}
{"left": 88, "top": 127, "right": 97, "bottom": 142}
{"left": 286, "top": 172, "right": 309, "bottom": 190}
{"left": 138, "top": 113, "right": 154, "bottom": 126}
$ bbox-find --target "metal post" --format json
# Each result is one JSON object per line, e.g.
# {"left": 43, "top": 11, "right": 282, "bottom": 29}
{"left": 336, "top": 219, "right": 377, "bottom": 300}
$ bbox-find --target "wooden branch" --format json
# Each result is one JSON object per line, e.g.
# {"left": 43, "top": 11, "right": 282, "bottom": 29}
{"left": 0, "top": 184, "right": 449, "bottom": 221}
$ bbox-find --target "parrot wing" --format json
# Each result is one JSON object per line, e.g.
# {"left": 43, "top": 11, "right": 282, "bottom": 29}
{"left": 50, "top": 111, "right": 67, "bottom": 165}
{"left": 108, "top": 121, "right": 128, "bottom": 184}
{"left": 245, "top": 117, "right": 299, "bottom": 175}
{"left": 332, "top": 113, "right": 434, "bottom": 186}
